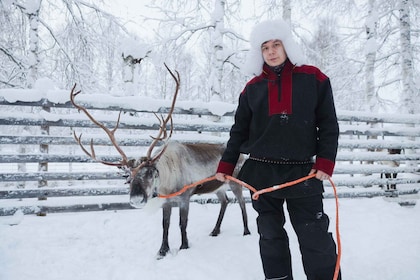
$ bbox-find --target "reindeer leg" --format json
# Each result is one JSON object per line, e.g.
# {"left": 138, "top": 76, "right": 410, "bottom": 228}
{"left": 379, "top": 172, "right": 384, "bottom": 189}
{"left": 391, "top": 172, "right": 398, "bottom": 190}
{"left": 179, "top": 200, "right": 190, "bottom": 250}
{"left": 158, "top": 203, "right": 172, "bottom": 258}
{"left": 210, "top": 190, "right": 228, "bottom": 236}
{"left": 230, "top": 183, "right": 251, "bottom": 235}
{"left": 385, "top": 173, "right": 392, "bottom": 190}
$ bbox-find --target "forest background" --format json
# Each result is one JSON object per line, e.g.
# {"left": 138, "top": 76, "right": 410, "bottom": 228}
{"left": 0, "top": 0, "right": 419, "bottom": 114}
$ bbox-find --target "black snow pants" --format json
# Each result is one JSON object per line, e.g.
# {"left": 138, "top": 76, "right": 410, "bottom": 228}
{"left": 252, "top": 194, "right": 341, "bottom": 280}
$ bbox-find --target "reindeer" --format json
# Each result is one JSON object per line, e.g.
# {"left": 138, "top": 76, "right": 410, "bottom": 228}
{"left": 70, "top": 64, "right": 250, "bottom": 259}
{"left": 380, "top": 148, "right": 403, "bottom": 191}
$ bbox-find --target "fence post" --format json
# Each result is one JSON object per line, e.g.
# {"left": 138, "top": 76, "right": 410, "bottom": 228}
{"left": 38, "top": 99, "right": 50, "bottom": 191}
{"left": 18, "top": 143, "right": 27, "bottom": 188}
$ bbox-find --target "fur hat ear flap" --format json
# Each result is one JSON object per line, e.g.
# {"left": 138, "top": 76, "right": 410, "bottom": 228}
{"left": 242, "top": 19, "right": 306, "bottom": 76}
{"left": 242, "top": 48, "right": 264, "bottom": 76}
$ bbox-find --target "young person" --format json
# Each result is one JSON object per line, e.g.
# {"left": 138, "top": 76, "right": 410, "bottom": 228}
{"left": 215, "top": 19, "right": 341, "bottom": 280}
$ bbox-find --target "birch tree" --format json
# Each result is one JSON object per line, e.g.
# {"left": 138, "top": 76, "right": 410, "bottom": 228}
{"left": 362, "top": 0, "right": 419, "bottom": 113}
{"left": 364, "top": 0, "right": 379, "bottom": 112}
{"left": 364, "top": 0, "right": 380, "bottom": 161}
{"left": 0, "top": 1, "right": 40, "bottom": 88}
{"left": 398, "top": 0, "right": 417, "bottom": 114}
{"left": 144, "top": 0, "right": 247, "bottom": 102}
{"left": 12, "top": 0, "right": 41, "bottom": 88}
{"left": 397, "top": 0, "right": 418, "bottom": 168}
{"left": 209, "top": 0, "right": 225, "bottom": 101}
{"left": 2, "top": 0, "right": 418, "bottom": 112}
{"left": 0, "top": 0, "right": 130, "bottom": 92}
{"left": 0, "top": 2, "right": 27, "bottom": 87}
{"left": 1, "top": 1, "right": 43, "bottom": 186}
{"left": 43, "top": 1, "right": 130, "bottom": 92}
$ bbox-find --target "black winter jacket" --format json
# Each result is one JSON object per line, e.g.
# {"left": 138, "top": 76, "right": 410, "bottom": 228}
{"left": 217, "top": 59, "right": 339, "bottom": 178}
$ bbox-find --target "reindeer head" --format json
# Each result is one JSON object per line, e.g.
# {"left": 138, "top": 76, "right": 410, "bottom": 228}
{"left": 70, "top": 63, "right": 180, "bottom": 209}
{"left": 127, "top": 157, "right": 160, "bottom": 208}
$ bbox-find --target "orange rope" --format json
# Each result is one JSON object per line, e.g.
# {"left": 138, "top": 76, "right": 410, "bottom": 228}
{"left": 329, "top": 177, "right": 341, "bottom": 280}
{"left": 157, "top": 176, "right": 214, "bottom": 199}
{"left": 157, "top": 175, "right": 259, "bottom": 199}
{"left": 251, "top": 173, "right": 316, "bottom": 200}
{"left": 158, "top": 174, "right": 341, "bottom": 280}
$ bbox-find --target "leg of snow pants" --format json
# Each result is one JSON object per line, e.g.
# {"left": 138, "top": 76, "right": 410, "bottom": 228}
{"left": 252, "top": 195, "right": 293, "bottom": 280}
{"left": 286, "top": 195, "right": 341, "bottom": 280}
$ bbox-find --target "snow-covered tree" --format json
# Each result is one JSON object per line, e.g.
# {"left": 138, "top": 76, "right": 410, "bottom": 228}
{"left": 398, "top": 0, "right": 417, "bottom": 114}
{"left": 141, "top": 0, "right": 248, "bottom": 102}
{"left": 1, "top": 0, "right": 418, "bottom": 114}
{"left": 0, "top": 1, "right": 31, "bottom": 87}
{"left": 0, "top": 0, "right": 130, "bottom": 92}
{"left": 209, "top": 0, "right": 225, "bottom": 101}
{"left": 364, "top": 0, "right": 379, "bottom": 112}
{"left": 12, "top": 0, "right": 41, "bottom": 88}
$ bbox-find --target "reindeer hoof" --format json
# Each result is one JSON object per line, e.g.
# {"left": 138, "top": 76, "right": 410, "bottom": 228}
{"left": 243, "top": 229, "right": 251, "bottom": 235}
{"left": 179, "top": 243, "right": 189, "bottom": 250}
{"left": 209, "top": 229, "right": 220, "bottom": 236}
{"left": 157, "top": 246, "right": 170, "bottom": 259}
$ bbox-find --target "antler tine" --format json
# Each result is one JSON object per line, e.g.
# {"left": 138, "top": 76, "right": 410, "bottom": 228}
{"left": 73, "top": 132, "right": 94, "bottom": 159}
{"left": 70, "top": 83, "right": 129, "bottom": 167}
{"left": 111, "top": 110, "right": 123, "bottom": 133}
{"left": 168, "top": 116, "right": 174, "bottom": 138}
{"left": 73, "top": 132, "right": 122, "bottom": 166}
{"left": 152, "top": 112, "right": 166, "bottom": 137}
{"left": 164, "top": 63, "right": 181, "bottom": 117}
{"left": 149, "top": 113, "right": 172, "bottom": 141}
{"left": 144, "top": 64, "right": 180, "bottom": 161}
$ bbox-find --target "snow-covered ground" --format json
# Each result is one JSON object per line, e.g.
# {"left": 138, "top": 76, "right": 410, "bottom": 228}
{"left": 1, "top": 85, "right": 420, "bottom": 280}
{"left": 1, "top": 194, "right": 419, "bottom": 280}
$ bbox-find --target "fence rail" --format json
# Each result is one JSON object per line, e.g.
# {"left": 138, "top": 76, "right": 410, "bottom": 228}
{"left": 1, "top": 93, "right": 419, "bottom": 215}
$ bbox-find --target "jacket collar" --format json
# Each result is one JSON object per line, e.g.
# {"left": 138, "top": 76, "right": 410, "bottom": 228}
{"left": 260, "top": 59, "right": 295, "bottom": 116}
{"left": 261, "top": 59, "right": 294, "bottom": 79}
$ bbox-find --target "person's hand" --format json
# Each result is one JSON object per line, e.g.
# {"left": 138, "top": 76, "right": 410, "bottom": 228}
{"left": 215, "top": 172, "right": 227, "bottom": 182}
{"left": 309, "top": 169, "right": 330, "bottom": 181}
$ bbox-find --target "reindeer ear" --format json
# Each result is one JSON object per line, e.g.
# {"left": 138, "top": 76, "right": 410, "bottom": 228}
{"left": 140, "top": 156, "right": 149, "bottom": 163}
{"left": 127, "top": 159, "right": 137, "bottom": 168}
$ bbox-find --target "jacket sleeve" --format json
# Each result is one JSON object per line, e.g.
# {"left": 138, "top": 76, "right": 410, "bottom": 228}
{"left": 216, "top": 88, "right": 252, "bottom": 175}
{"left": 313, "top": 76, "right": 339, "bottom": 176}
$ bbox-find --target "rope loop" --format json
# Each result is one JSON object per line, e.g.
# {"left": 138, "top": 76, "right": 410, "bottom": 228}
{"left": 157, "top": 173, "right": 341, "bottom": 280}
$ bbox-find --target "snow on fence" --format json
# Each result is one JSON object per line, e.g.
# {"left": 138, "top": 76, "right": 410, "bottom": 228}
{"left": 1, "top": 92, "right": 419, "bottom": 215}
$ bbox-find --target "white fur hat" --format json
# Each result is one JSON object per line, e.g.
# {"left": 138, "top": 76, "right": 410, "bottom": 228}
{"left": 242, "top": 19, "right": 306, "bottom": 76}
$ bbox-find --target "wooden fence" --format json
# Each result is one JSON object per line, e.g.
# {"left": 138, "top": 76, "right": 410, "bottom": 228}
{"left": 1, "top": 92, "right": 419, "bottom": 215}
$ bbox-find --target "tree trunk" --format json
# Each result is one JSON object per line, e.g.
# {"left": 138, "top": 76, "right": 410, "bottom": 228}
{"left": 364, "top": 0, "right": 379, "bottom": 169}
{"left": 398, "top": 0, "right": 417, "bottom": 169}
{"left": 210, "top": 0, "right": 225, "bottom": 102}
{"left": 364, "top": 0, "right": 378, "bottom": 112}
{"left": 398, "top": 0, "right": 415, "bottom": 114}
{"left": 27, "top": 2, "right": 41, "bottom": 89}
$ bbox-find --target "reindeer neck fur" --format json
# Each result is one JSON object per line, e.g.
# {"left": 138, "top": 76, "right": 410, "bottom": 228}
{"left": 154, "top": 141, "right": 224, "bottom": 195}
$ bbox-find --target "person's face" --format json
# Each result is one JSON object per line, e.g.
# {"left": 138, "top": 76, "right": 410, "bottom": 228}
{"left": 261, "top": 39, "right": 287, "bottom": 67}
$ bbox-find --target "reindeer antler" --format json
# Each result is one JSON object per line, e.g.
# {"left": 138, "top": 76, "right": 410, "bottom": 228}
{"left": 145, "top": 63, "right": 180, "bottom": 158}
{"left": 132, "top": 63, "right": 180, "bottom": 174}
{"left": 70, "top": 84, "right": 129, "bottom": 167}
{"left": 70, "top": 63, "right": 180, "bottom": 180}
